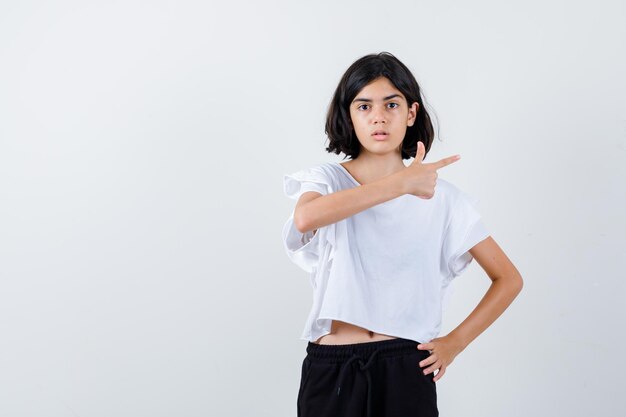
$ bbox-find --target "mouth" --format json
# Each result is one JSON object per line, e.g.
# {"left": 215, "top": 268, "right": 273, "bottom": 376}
{"left": 372, "top": 130, "right": 389, "bottom": 140}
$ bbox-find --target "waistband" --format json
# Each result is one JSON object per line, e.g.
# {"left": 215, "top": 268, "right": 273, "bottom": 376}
{"left": 306, "top": 337, "right": 423, "bottom": 362}
{"left": 306, "top": 337, "right": 426, "bottom": 417}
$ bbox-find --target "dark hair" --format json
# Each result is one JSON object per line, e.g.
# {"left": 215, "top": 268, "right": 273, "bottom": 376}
{"left": 325, "top": 51, "right": 439, "bottom": 160}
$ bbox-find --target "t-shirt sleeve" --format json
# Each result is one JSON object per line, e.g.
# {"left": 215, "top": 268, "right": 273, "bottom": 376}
{"left": 441, "top": 190, "right": 490, "bottom": 281}
{"left": 281, "top": 166, "right": 333, "bottom": 273}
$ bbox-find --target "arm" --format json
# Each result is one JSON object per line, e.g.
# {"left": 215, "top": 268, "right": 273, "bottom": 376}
{"left": 294, "top": 143, "right": 461, "bottom": 235}
{"left": 447, "top": 236, "right": 523, "bottom": 349}
{"left": 293, "top": 172, "right": 406, "bottom": 234}
{"left": 449, "top": 236, "right": 524, "bottom": 349}
{"left": 418, "top": 236, "right": 523, "bottom": 381}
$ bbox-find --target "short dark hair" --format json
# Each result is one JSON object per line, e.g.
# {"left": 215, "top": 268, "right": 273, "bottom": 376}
{"left": 325, "top": 52, "right": 438, "bottom": 160}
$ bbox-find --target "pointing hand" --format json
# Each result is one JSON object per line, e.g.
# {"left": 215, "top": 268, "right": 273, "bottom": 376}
{"left": 402, "top": 141, "right": 461, "bottom": 199}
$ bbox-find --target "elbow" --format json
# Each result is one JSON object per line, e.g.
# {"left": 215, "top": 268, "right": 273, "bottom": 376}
{"left": 293, "top": 209, "right": 313, "bottom": 234}
{"left": 513, "top": 274, "right": 524, "bottom": 295}
{"left": 493, "top": 272, "right": 523, "bottom": 295}
{"left": 503, "top": 263, "right": 524, "bottom": 295}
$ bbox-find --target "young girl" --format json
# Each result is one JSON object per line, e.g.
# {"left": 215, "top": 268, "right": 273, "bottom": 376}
{"left": 282, "top": 52, "right": 523, "bottom": 417}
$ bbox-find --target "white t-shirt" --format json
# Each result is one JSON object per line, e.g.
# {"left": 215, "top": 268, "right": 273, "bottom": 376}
{"left": 281, "top": 161, "right": 490, "bottom": 344}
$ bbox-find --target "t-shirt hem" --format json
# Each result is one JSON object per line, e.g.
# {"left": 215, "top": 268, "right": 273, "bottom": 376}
{"left": 300, "top": 315, "right": 434, "bottom": 345}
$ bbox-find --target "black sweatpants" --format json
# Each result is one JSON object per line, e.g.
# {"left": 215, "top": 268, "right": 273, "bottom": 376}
{"left": 297, "top": 337, "right": 438, "bottom": 417}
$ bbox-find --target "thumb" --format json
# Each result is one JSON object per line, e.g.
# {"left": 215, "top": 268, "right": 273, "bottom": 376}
{"left": 414, "top": 141, "right": 425, "bottom": 163}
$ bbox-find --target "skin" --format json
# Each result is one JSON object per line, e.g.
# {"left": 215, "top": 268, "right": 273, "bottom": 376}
{"left": 299, "top": 76, "right": 523, "bottom": 382}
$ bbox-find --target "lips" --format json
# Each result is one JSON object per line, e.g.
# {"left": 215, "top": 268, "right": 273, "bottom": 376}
{"left": 372, "top": 130, "right": 389, "bottom": 140}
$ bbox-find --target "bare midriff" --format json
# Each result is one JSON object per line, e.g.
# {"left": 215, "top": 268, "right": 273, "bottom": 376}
{"left": 313, "top": 320, "right": 398, "bottom": 345}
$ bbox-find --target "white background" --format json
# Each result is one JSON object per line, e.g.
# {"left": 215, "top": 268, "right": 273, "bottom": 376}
{"left": 1, "top": 1, "right": 624, "bottom": 416}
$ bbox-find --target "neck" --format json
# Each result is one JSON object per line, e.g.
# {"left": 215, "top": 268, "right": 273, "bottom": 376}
{"left": 346, "top": 150, "right": 406, "bottom": 183}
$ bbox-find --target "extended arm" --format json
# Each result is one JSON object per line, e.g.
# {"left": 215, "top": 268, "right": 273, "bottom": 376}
{"left": 294, "top": 142, "right": 461, "bottom": 235}
{"left": 293, "top": 172, "right": 405, "bottom": 234}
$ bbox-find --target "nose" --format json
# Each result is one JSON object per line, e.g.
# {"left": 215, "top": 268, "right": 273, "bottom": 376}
{"left": 371, "top": 106, "right": 387, "bottom": 124}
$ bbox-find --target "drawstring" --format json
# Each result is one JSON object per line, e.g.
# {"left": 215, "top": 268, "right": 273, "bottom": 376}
{"left": 335, "top": 348, "right": 382, "bottom": 417}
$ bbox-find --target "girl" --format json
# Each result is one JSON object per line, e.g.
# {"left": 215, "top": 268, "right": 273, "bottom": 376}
{"left": 282, "top": 52, "right": 523, "bottom": 417}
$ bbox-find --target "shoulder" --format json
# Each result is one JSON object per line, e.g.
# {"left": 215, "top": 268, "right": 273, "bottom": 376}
{"left": 285, "top": 162, "right": 331, "bottom": 177}
{"left": 435, "top": 177, "right": 480, "bottom": 208}
{"left": 434, "top": 177, "right": 461, "bottom": 202}
{"left": 283, "top": 162, "right": 338, "bottom": 199}
{"left": 284, "top": 162, "right": 336, "bottom": 180}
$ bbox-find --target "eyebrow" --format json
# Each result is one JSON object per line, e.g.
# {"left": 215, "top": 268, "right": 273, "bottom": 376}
{"left": 352, "top": 93, "right": 403, "bottom": 103}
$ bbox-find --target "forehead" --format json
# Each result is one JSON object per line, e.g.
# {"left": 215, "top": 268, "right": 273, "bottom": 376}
{"left": 352, "top": 77, "right": 404, "bottom": 102}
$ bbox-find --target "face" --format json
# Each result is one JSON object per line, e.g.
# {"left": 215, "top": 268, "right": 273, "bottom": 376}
{"left": 349, "top": 76, "right": 418, "bottom": 157}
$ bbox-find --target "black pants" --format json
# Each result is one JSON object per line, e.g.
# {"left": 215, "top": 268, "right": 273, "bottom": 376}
{"left": 297, "top": 337, "right": 438, "bottom": 417}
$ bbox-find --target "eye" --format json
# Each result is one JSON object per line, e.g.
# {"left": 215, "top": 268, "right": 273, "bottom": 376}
{"left": 357, "top": 104, "right": 369, "bottom": 111}
{"left": 388, "top": 102, "right": 399, "bottom": 108}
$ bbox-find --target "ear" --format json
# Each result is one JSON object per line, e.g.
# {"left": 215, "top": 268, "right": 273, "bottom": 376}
{"left": 407, "top": 102, "right": 419, "bottom": 127}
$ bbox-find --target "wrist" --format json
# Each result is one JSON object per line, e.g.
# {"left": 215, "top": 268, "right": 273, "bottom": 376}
{"left": 447, "top": 330, "right": 470, "bottom": 353}
{"left": 389, "top": 170, "right": 408, "bottom": 196}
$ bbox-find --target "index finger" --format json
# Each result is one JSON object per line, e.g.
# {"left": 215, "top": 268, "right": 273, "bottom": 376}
{"left": 432, "top": 154, "right": 461, "bottom": 170}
